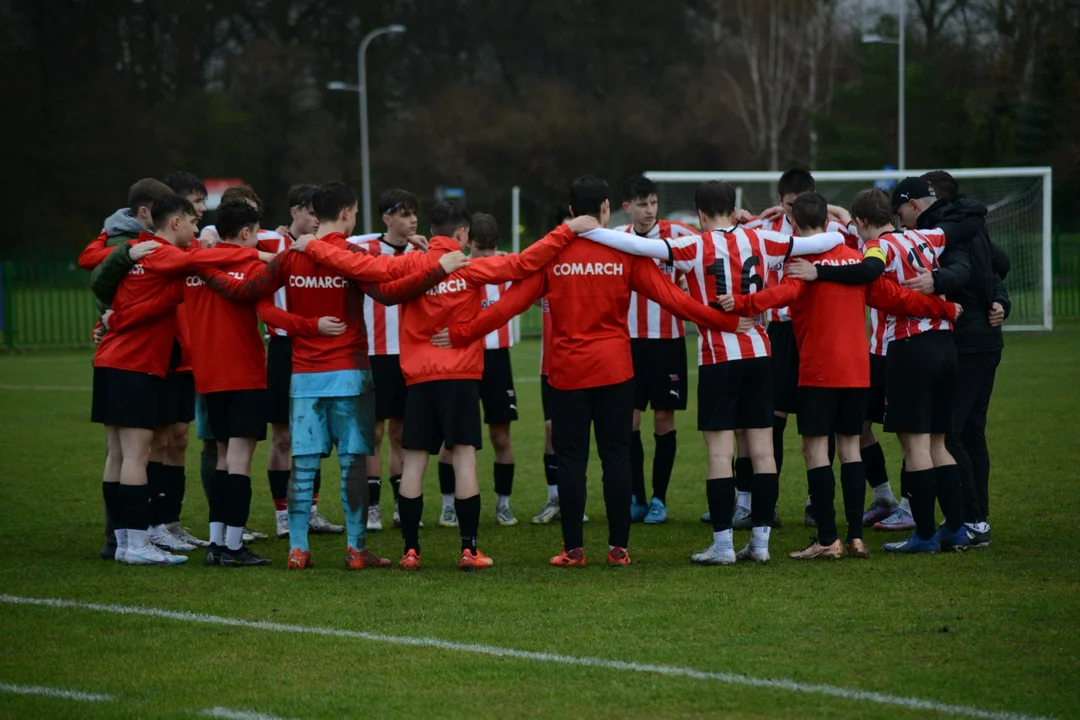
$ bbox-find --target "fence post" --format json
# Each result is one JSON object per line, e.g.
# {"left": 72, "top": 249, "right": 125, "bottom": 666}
{"left": 1, "top": 262, "right": 14, "bottom": 349}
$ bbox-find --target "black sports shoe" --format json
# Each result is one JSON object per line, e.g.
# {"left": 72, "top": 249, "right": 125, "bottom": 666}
{"left": 204, "top": 543, "right": 225, "bottom": 566}
{"left": 964, "top": 524, "right": 991, "bottom": 548}
{"left": 100, "top": 538, "right": 117, "bottom": 561}
{"left": 221, "top": 546, "right": 272, "bottom": 567}
{"left": 771, "top": 510, "right": 784, "bottom": 529}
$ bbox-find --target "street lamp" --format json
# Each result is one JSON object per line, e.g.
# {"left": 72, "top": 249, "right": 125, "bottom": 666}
{"left": 862, "top": 0, "right": 905, "bottom": 171}
{"left": 326, "top": 23, "right": 406, "bottom": 233}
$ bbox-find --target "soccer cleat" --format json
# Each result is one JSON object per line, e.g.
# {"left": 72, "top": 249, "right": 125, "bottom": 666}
{"left": 439, "top": 504, "right": 459, "bottom": 528}
{"left": 346, "top": 546, "right": 391, "bottom": 569}
{"left": 125, "top": 543, "right": 187, "bottom": 565}
{"left": 862, "top": 498, "right": 899, "bottom": 526}
{"left": 166, "top": 524, "right": 210, "bottom": 548}
{"left": 150, "top": 528, "right": 196, "bottom": 552}
{"left": 847, "top": 538, "right": 870, "bottom": 558}
{"left": 550, "top": 546, "right": 586, "bottom": 567}
{"left": 392, "top": 503, "right": 402, "bottom": 529}
{"left": 874, "top": 506, "right": 915, "bottom": 531}
{"left": 221, "top": 546, "right": 272, "bottom": 567}
{"left": 399, "top": 549, "right": 421, "bottom": 571}
{"left": 459, "top": 549, "right": 494, "bottom": 570}
{"left": 644, "top": 498, "right": 668, "bottom": 524}
{"left": 936, "top": 524, "right": 970, "bottom": 552}
{"left": 113, "top": 547, "right": 128, "bottom": 563}
{"left": 606, "top": 547, "right": 631, "bottom": 567}
{"left": 287, "top": 548, "right": 313, "bottom": 569}
{"left": 204, "top": 543, "right": 225, "bottom": 566}
{"left": 771, "top": 511, "right": 784, "bottom": 528}
{"left": 275, "top": 514, "right": 288, "bottom": 539}
{"left": 804, "top": 507, "right": 817, "bottom": 527}
{"left": 882, "top": 532, "right": 941, "bottom": 554}
{"left": 629, "top": 498, "right": 647, "bottom": 523}
{"left": 495, "top": 504, "right": 518, "bottom": 526}
{"left": 531, "top": 498, "right": 561, "bottom": 525}
{"left": 309, "top": 511, "right": 343, "bottom": 534}
{"left": 964, "top": 523, "right": 991, "bottom": 548}
{"left": 700, "top": 510, "right": 712, "bottom": 523}
{"left": 101, "top": 538, "right": 117, "bottom": 561}
{"left": 691, "top": 544, "right": 736, "bottom": 566}
{"left": 582, "top": 512, "right": 590, "bottom": 523}
{"left": 367, "top": 505, "right": 384, "bottom": 532}
{"left": 735, "top": 543, "right": 771, "bottom": 564}
{"left": 242, "top": 526, "right": 269, "bottom": 542}
{"left": 789, "top": 537, "right": 845, "bottom": 560}
{"left": 731, "top": 505, "right": 752, "bottom": 530}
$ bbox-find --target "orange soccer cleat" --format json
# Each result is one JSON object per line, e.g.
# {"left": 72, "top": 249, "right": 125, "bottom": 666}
{"left": 459, "top": 549, "right": 494, "bottom": 571}
{"left": 550, "top": 546, "right": 586, "bottom": 568}
{"left": 346, "top": 546, "right": 392, "bottom": 570}
{"left": 287, "top": 548, "right": 313, "bottom": 570}
{"left": 606, "top": 547, "right": 632, "bottom": 567}
{"left": 399, "top": 549, "right": 422, "bottom": 571}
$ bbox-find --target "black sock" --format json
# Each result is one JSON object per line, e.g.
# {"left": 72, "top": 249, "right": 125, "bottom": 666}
{"left": 630, "top": 430, "right": 646, "bottom": 504}
{"left": 147, "top": 461, "right": 166, "bottom": 526}
{"left": 102, "top": 482, "right": 122, "bottom": 536}
{"left": 438, "top": 462, "right": 456, "bottom": 496}
{"left": 455, "top": 494, "right": 481, "bottom": 552}
{"left": 167, "top": 465, "right": 186, "bottom": 524}
{"left": 839, "top": 462, "right": 866, "bottom": 541}
{"left": 862, "top": 442, "right": 889, "bottom": 490}
{"left": 368, "top": 476, "right": 382, "bottom": 506}
{"left": 493, "top": 463, "right": 514, "bottom": 497}
{"left": 399, "top": 495, "right": 423, "bottom": 553}
{"left": 199, "top": 446, "right": 217, "bottom": 504}
{"left": 543, "top": 453, "right": 558, "bottom": 487}
{"left": 390, "top": 474, "right": 402, "bottom": 502}
{"left": 706, "top": 477, "right": 736, "bottom": 532}
{"left": 807, "top": 466, "right": 838, "bottom": 545}
{"left": 120, "top": 483, "right": 151, "bottom": 532}
{"left": 225, "top": 474, "right": 253, "bottom": 529}
{"left": 652, "top": 431, "right": 676, "bottom": 503}
{"left": 209, "top": 469, "right": 229, "bottom": 525}
{"left": 772, "top": 416, "right": 787, "bottom": 475}
{"left": 827, "top": 434, "right": 836, "bottom": 465}
{"left": 750, "top": 473, "right": 778, "bottom": 527}
{"left": 268, "top": 469, "right": 290, "bottom": 503}
{"left": 734, "top": 457, "right": 753, "bottom": 495}
{"left": 935, "top": 464, "right": 963, "bottom": 533}
{"left": 909, "top": 468, "right": 938, "bottom": 540}
{"left": 313, "top": 468, "right": 322, "bottom": 496}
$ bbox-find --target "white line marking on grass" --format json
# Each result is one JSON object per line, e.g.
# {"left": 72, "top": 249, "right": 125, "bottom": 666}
{"left": 0, "top": 682, "right": 113, "bottom": 702}
{"left": 0, "top": 384, "right": 92, "bottom": 391}
{"left": 0, "top": 594, "right": 1052, "bottom": 720}
{"left": 201, "top": 708, "right": 298, "bottom": 720}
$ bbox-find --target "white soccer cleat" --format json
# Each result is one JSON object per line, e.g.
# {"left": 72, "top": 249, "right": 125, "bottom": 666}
{"left": 367, "top": 505, "right": 384, "bottom": 532}
{"left": 150, "top": 528, "right": 196, "bottom": 552}
{"left": 531, "top": 498, "right": 561, "bottom": 525}
{"left": 124, "top": 543, "right": 188, "bottom": 565}
{"left": 275, "top": 514, "right": 289, "bottom": 539}
{"left": 166, "top": 523, "right": 209, "bottom": 548}
{"left": 495, "top": 504, "right": 518, "bottom": 527}
{"left": 690, "top": 544, "right": 736, "bottom": 566}
{"left": 439, "top": 504, "right": 459, "bottom": 528}
{"left": 309, "top": 510, "right": 344, "bottom": 534}
{"left": 735, "top": 543, "right": 771, "bottom": 564}
{"left": 113, "top": 547, "right": 128, "bottom": 564}
{"left": 242, "top": 526, "right": 269, "bottom": 542}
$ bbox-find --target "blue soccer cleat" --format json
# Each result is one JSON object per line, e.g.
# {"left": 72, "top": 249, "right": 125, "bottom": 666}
{"left": 882, "top": 532, "right": 941, "bottom": 554}
{"left": 936, "top": 524, "right": 970, "bottom": 552}
{"left": 630, "top": 497, "right": 648, "bottom": 523}
{"left": 644, "top": 498, "right": 667, "bottom": 524}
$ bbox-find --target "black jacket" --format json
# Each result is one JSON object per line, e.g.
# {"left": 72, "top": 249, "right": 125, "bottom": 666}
{"left": 918, "top": 197, "right": 1009, "bottom": 354}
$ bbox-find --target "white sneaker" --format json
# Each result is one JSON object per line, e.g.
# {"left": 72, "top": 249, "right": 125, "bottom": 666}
{"left": 114, "top": 547, "right": 128, "bottom": 563}
{"left": 439, "top": 504, "right": 459, "bottom": 528}
{"left": 125, "top": 543, "right": 188, "bottom": 565}
{"left": 735, "top": 543, "right": 771, "bottom": 564}
{"left": 392, "top": 504, "right": 401, "bottom": 528}
{"left": 275, "top": 514, "right": 288, "bottom": 539}
{"left": 690, "top": 544, "right": 736, "bottom": 566}
{"left": 308, "top": 511, "right": 344, "bottom": 534}
{"left": 367, "top": 505, "right": 384, "bottom": 532}
{"left": 495, "top": 504, "right": 518, "bottom": 527}
{"left": 166, "top": 523, "right": 209, "bottom": 548}
{"left": 242, "top": 526, "right": 269, "bottom": 542}
{"left": 150, "top": 528, "right": 196, "bottom": 552}
{"left": 531, "top": 498, "right": 560, "bottom": 525}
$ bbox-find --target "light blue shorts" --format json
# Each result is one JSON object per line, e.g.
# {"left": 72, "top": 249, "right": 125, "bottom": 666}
{"left": 290, "top": 393, "right": 376, "bottom": 458}
{"left": 194, "top": 393, "right": 215, "bottom": 442}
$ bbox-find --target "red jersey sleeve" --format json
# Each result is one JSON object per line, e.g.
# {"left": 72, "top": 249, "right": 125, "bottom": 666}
{"left": 78, "top": 233, "right": 110, "bottom": 270}
{"left": 463, "top": 225, "right": 576, "bottom": 286}
{"left": 361, "top": 262, "right": 450, "bottom": 306}
{"left": 108, "top": 280, "right": 184, "bottom": 333}
{"left": 305, "top": 239, "right": 439, "bottom": 282}
{"left": 864, "top": 277, "right": 959, "bottom": 321}
{"left": 731, "top": 277, "right": 808, "bottom": 316}
{"left": 201, "top": 252, "right": 288, "bottom": 303}
{"left": 448, "top": 272, "right": 546, "bottom": 347}
{"left": 141, "top": 243, "right": 258, "bottom": 275}
{"left": 255, "top": 298, "right": 321, "bottom": 336}
{"left": 628, "top": 256, "right": 741, "bottom": 332}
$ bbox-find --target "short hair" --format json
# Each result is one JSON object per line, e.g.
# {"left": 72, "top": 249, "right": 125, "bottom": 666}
{"left": 221, "top": 184, "right": 264, "bottom": 212}
{"left": 128, "top": 178, "right": 174, "bottom": 214}
{"left": 378, "top": 188, "right": 418, "bottom": 216}
{"left": 311, "top": 182, "right": 357, "bottom": 222}
{"left": 920, "top": 170, "right": 960, "bottom": 203}
{"left": 694, "top": 181, "right": 737, "bottom": 217}
{"left": 850, "top": 188, "right": 894, "bottom": 227}
{"left": 287, "top": 183, "right": 317, "bottom": 209}
{"left": 215, "top": 200, "right": 262, "bottom": 241}
{"left": 792, "top": 192, "right": 829, "bottom": 230}
{"left": 163, "top": 171, "right": 207, "bottom": 199}
{"left": 151, "top": 194, "right": 196, "bottom": 229}
{"left": 568, "top": 176, "right": 609, "bottom": 218}
{"left": 622, "top": 175, "right": 658, "bottom": 202}
{"left": 430, "top": 201, "right": 471, "bottom": 237}
{"left": 469, "top": 212, "right": 499, "bottom": 250}
{"left": 778, "top": 168, "right": 816, "bottom": 198}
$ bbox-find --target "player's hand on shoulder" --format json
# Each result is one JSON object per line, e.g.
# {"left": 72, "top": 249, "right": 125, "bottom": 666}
{"left": 758, "top": 205, "right": 784, "bottom": 222}
{"left": 291, "top": 234, "right": 316, "bottom": 253}
{"left": 275, "top": 225, "right": 290, "bottom": 238}
{"left": 317, "top": 316, "right": 346, "bottom": 336}
{"left": 734, "top": 208, "right": 754, "bottom": 223}
{"left": 439, "top": 250, "right": 470, "bottom": 273}
{"left": 901, "top": 266, "right": 935, "bottom": 294}
{"left": 785, "top": 258, "right": 818, "bottom": 281}
{"left": 988, "top": 302, "right": 1004, "bottom": 327}
{"left": 566, "top": 215, "right": 599, "bottom": 235}
{"left": 130, "top": 240, "right": 162, "bottom": 261}
{"left": 407, "top": 234, "right": 430, "bottom": 251}
{"left": 431, "top": 328, "right": 452, "bottom": 348}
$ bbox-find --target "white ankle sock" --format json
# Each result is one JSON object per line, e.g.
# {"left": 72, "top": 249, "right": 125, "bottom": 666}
{"left": 736, "top": 491, "right": 751, "bottom": 509}
{"left": 712, "top": 529, "right": 733, "bottom": 550}
{"left": 496, "top": 494, "right": 510, "bottom": 510}
{"left": 898, "top": 497, "right": 911, "bottom": 513}
{"left": 751, "top": 526, "right": 771, "bottom": 547}
{"left": 114, "top": 529, "right": 128, "bottom": 547}
{"left": 225, "top": 525, "right": 244, "bottom": 551}
{"left": 127, "top": 529, "right": 149, "bottom": 550}
{"left": 275, "top": 510, "right": 287, "bottom": 522}
{"left": 209, "top": 522, "right": 225, "bottom": 546}
{"left": 874, "top": 483, "right": 897, "bottom": 503}
{"left": 149, "top": 524, "right": 167, "bottom": 538}
{"left": 547, "top": 485, "right": 559, "bottom": 501}
{"left": 441, "top": 494, "right": 455, "bottom": 509}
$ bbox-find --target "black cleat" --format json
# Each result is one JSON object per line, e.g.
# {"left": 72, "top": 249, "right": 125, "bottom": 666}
{"left": 771, "top": 510, "right": 784, "bottom": 529}
{"left": 204, "top": 543, "right": 225, "bottom": 566}
{"left": 964, "top": 524, "right": 991, "bottom": 548}
{"left": 221, "top": 546, "right": 272, "bottom": 567}
{"left": 100, "top": 539, "right": 117, "bottom": 561}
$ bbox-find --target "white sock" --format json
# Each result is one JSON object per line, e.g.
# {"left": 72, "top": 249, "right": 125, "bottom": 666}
{"left": 898, "top": 497, "right": 911, "bottom": 513}
{"left": 225, "top": 525, "right": 244, "bottom": 551}
{"left": 114, "top": 529, "right": 128, "bottom": 548}
{"left": 874, "top": 483, "right": 897, "bottom": 504}
{"left": 311, "top": 503, "right": 318, "bottom": 515}
{"left": 547, "top": 485, "right": 559, "bottom": 501}
{"left": 712, "top": 529, "right": 733, "bottom": 550}
{"left": 736, "top": 491, "right": 751, "bottom": 509}
{"left": 149, "top": 523, "right": 167, "bottom": 538}
{"left": 127, "top": 529, "right": 149, "bottom": 550}
{"left": 496, "top": 494, "right": 510, "bottom": 510}
{"left": 805, "top": 495, "right": 812, "bottom": 508}
{"left": 442, "top": 493, "right": 455, "bottom": 509}
{"left": 209, "top": 522, "right": 225, "bottom": 546}
{"left": 751, "top": 526, "right": 771, "bottom": 547}
{"left": 275, "top": 509, "right": 287, "bottom": 522}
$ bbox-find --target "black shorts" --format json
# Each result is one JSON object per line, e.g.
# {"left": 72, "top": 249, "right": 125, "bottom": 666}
{"left": 767, "top": 321, "right": 800, "bottom": 414}
{"left": 480, "top": 349, "right": 518, "bottom": 424}
{"left": 697, "top": 357, "right": 774, "bottom": 431}
{"left": 371, "top": 354, "right": 408, "bottom": 421}
{"left": 91, "top": 367, "right": 163, "bottom": 430}
{"left": 630, "top": 338, "right": 689, "bottom": 411}
{"left": 205, "top": 389, "right": 268, "bottom": 441}
{"left": 866, "top": 354, "right": 887, "bottom": 425}
{"left": 266, "top": 336, "right": 292, "bottom": 425}
{"left": 541, "top": 375, "right": 554, "bottom": 422}
{"left": 159, "top": 371, "right": 196, "bottom": 425}
{"left": 884, "top": 331, "right": 958, "bottom": 435}
{"left": 797, "top": 387, "right": 869, "bottom": 437}
{"left": 402, "top": 379, "right": 482, "bottom": 454}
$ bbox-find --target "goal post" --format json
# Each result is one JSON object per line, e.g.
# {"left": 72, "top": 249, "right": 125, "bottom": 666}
{"left": 646, "top": 167, "right": 1054, "bottom": 331}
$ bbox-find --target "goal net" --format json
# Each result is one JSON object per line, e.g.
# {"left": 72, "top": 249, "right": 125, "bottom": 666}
{"left": 646, "top": 168, "right": 1053, "bottom": 331}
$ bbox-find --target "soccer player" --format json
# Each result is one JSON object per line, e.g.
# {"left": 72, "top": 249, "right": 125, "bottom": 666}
{"left": 785, "top": 185, "right": 985, "bottom": 553}
{"left": 433, "top": 176, "right": 750, "bottom": 568}
{"left": 723, "top": 192, "right": 960, "bottom": 560}
{"left": 301, "top": 200, "right": 595, "bottom": 570}
{"left": 201, "top": 182, "right": 467, "bottom": 570}
{"left": 90, "top": 194, "right": 260, "bottom": 565}
{"left": 614, "top": 176, "right": 698, "bottom": 524}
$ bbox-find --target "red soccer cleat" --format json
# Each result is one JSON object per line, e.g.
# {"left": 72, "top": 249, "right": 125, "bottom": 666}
{"left": 459, "top": 549, "right": 494, "bottom": 571}
{"left": 606, "top": 547, "right": 632, "bottom": 567}
{"left": 287, "top": 548, "right": 313, "bottom": 570}
{"left": 346, "top": 546, "right": 391, "bottom": 570}
{"left": 550, "top": 546, "right": 586, "bottom": 568}
{"left": 399, "top": 549, "right": 422, "bottom": 571}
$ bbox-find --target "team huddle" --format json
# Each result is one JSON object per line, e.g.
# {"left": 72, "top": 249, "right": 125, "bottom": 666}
{"left": 80, "top": 168, "right": 1009, "bottom": 570}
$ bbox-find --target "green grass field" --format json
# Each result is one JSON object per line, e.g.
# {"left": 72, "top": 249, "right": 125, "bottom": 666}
{"left": 0, "top": 330, "right": 1078, "bottom": 719}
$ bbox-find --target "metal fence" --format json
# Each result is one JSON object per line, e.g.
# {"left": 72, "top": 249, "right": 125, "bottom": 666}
{"left": 3, "top": 237, "right": 1079, "bottom": 349}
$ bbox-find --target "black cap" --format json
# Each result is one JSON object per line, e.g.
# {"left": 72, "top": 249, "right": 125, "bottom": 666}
{"left": 891, "top": 177, "right": 935, "bottom": 210}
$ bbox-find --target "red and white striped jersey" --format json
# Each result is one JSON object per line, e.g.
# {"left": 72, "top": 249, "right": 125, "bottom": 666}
{"left": 613, "top": 220, "right": 698, "bottom": 339}
{"left": 346, "top": 233, "right": 413, "bottom": 356}
{"left": 851, "top": 230, "right": 894, "bottom": 356}
{"left": 863, "top": 228, "right": 952, "bottom": 342}
{"left": 481, "top": 282, "right": 514, "bottom": 349}
{"left": 255, "top": 229, "right": 291, "bottom": 337}
{"left": 539, "top": 296, "right": 552, "bottom": 376}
